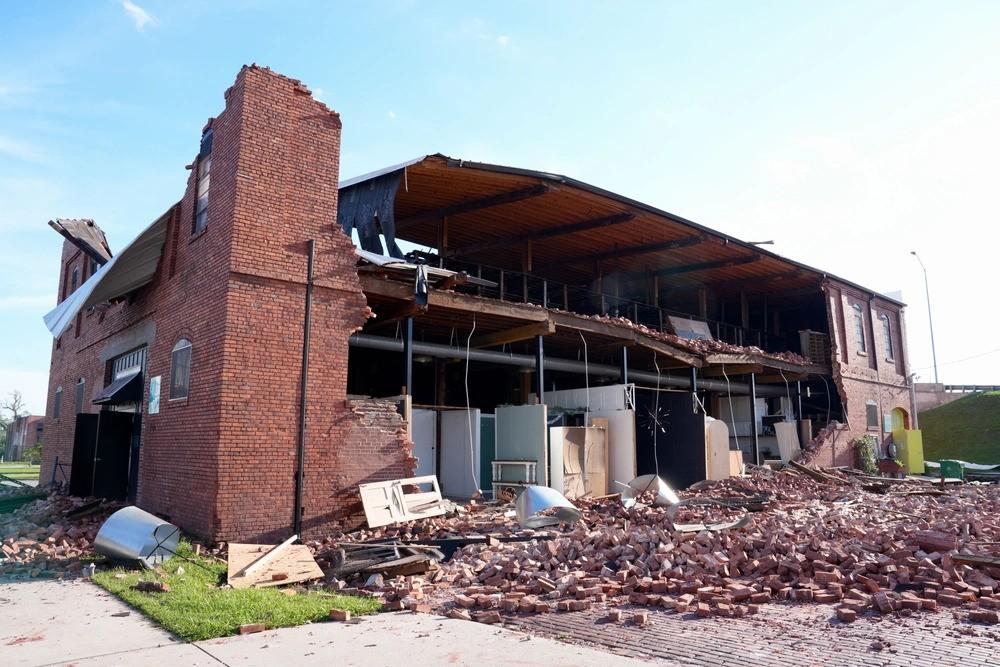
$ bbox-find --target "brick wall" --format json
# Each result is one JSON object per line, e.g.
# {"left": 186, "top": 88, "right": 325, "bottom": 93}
{"left": 42, "top": 65, "right": 414, "bottom": 541}
{"left": 807, "top": 280, "right": 913, "bottom": 467}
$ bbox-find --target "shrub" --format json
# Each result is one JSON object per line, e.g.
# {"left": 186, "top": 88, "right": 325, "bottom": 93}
{"left": 852, "top": 434, "right": 879, "bottom": 474}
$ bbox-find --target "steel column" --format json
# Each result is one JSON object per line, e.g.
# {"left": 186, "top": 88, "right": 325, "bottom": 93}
{"left": 403, "top": 316, "right": 414, "bottom": 396}
{"left": 749, "top": 372, "right": 760, "bottom": 465}
{"left": 535, "top": 335, "right": 545, "bottom": 403}
{"left": 620, "top": 347, "right": 629, "bottom": 384}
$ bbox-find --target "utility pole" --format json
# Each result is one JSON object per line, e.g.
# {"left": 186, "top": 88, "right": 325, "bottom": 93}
{"left": 910, "top": 251, "right": 939, "bottom": 384}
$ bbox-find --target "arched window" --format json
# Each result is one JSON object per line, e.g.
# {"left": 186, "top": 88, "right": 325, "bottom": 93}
{"left": 53, "top": 386, "right": 63, "bottom": 419}
{"left": 852, "top": 304, "right": 866, "bottom": 353}
{"left": 170, "top": 339, "right": 192, "bottom": 400}
{"left": 880, "top": 314, "right": 894, "bottom": 360}
{"left": 193, "top": 128, "right": 213, "bottom": 234}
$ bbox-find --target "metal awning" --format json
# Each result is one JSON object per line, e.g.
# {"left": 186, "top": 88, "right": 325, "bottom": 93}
{"left": 43, "top": 206, "right": 173, "bottom": 337}
{"left": 92, "top": 371, "right": 143, "bottom": 406}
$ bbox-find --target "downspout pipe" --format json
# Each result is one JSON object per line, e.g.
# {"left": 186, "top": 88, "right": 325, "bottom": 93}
{"left": 294, "top": 240, "right": 315, "bottom": 537}
{"left": 349, "top": 333, "right": 787, "bottom": 397}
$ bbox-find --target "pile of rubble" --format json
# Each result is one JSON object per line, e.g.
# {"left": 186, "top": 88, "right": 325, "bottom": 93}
{"left": 312, "top": 467, "right": 1000, "bottom": 626}
{"left": 0, "top": 495, "right": 121, "bottom": 578}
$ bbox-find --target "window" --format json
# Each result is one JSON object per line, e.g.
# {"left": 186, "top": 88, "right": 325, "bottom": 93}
{"left": 53, "top": 386, "right": 62, "bottom": 419}
{"left": 75, "top": 378, "right": 86, "bottom": 414}
{"left": 70, "top": 266, "right": 79, "bottom": 294}
{"left": 852, "top": 304, "right": 866, "bottom": 353}
{"left": 866, "top": 402, "right": 879, "bottom": 430}
{"left": 193, "top": 129, "right": 213, "bottom": 234}
{"left": 170, "top": 339, "right": 192, "bottom": 400}
{"left": 881, "top": 314, "right": 894, "bottom": 360}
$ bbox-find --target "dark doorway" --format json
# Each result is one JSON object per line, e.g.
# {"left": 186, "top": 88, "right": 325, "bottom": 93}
{"left": 92, "top": 411, "right": 135, "bottom": 500}
{"left": 635, "top": 389, "right": 706, "bottom": 489}
{"left": 69, "top": 414, "right": 99, "bottom": 497}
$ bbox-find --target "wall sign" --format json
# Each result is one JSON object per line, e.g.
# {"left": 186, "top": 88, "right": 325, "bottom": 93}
{"left": 149, "top": 375, "right": 161, "bottom": 414}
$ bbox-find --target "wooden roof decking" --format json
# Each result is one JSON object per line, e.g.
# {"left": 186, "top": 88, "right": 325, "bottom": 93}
{"left": 347, "top": 154, "right": 901, "bottom": 305}
{"left": 359, "top": 272, "right": 827, "bottom": 379}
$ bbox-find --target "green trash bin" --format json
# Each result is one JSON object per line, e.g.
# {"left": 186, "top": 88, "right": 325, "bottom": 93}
{"left": 939, "top": 459, "right": 965, "bottom": 481}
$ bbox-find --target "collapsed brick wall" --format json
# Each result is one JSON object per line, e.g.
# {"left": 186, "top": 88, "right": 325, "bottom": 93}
{"left": 43, "top": 64, "right": 415, "bottom": 542}
{"left": 807, "top": 280, "right": 913, "bottom": 467}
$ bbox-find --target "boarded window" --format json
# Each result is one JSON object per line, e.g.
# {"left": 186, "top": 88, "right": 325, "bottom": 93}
{"left": 881, "top": 314, "right": 894, "bottom": 360}
{"left": 53, "top": 386, "right": 62, "bottom": 419}
{"left": 866, "top": 402, "right": 878, "bottom": 430}
{"left": 70, "top": 266, "right": 79, "bottom": 294}
{"left": 75, "top": 378, "right": 86, "bottom": 414}
{"left": 170, "top": 339, "right": 192, "bottom": 400}
{"left": 852, "top": 304, "right": 866, "bottom": 353}
{"left": 193, "top": 129, "right": 213, "bottom": 234}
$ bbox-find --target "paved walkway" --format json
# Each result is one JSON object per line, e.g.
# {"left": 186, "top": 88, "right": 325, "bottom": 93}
{"left": 506, "top": 603, "right": 1000, "bottom": 666}
{"left": 0, "top": 579, "right": 646, "bottom": 666}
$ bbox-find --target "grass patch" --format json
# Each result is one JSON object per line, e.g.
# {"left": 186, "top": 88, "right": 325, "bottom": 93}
{"left": 920, "top": 391, "right": 1000, "bottom": 464}
{"left": 0, "top": 463, "right": 40, "bottom": 481}
{"left": 92, "top": 540, "right": 381, "bottom": 641}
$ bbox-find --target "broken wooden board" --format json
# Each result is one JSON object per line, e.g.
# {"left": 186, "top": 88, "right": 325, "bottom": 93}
{"left": 358, "top": 475, "right": 447, "bottom": 528}
{"left": 227, "top": 543, "right": 323, "bottom": 589}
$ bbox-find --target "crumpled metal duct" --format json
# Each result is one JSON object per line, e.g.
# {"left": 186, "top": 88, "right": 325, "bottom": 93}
{"left": 514, "top": 486, "right": 582, "bottom": 528}
{"left": 94, "top": 506, "right": 180, "bottom": 568}
{"left": 620, "top": 474, "right": 681, "bottom": 508}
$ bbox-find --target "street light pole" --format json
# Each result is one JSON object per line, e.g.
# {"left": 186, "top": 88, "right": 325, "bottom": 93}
{"left": 910, "top": 251, "right": 939, "bottom": 384}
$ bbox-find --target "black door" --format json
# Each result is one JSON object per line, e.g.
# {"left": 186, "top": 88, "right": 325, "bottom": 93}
{"left": 93, "top": 411, "right": 135, "bottom": 500}
{"left": 69, "top": 414, "right": 100, "bottom": 497}
{"left": 635, "top": 389, "right": 707, "bottom": 489}
{"left": 127, "top": 414, "right": 142, "bottom": 503}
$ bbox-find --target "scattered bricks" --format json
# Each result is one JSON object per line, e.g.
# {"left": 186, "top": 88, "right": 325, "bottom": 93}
{"left": 411, "top": 603, "right": 433, "bottom": 614}
{"left": 836, "top": 607, "right": 857, "bottom": 623}
{"left": 750, "top": 591, "right": 771, "bottom": 604}
{"left": 533, "top": 602, "right": 552, "bottom": 613}
{"left": 793, "top": 588, "right": 814, "bottom": 602}
{"left": 814, "top": 592, "right": 838, "bottom": 604}
{"left": 607, "top": 609, "right": 623, "bottom": 622}
{"left": 455, "top": 594, "right": 476, "bottom": 608}
{"left": 633, "top": 611, "right": 649, "bottom": 626}
{"left": 556, "top": 601, "right": 571, "bottom": 612}
{"left": 133, "top": 581, "right": 170, "bottom": 593}
{"left": 696, "top": 602, "right": 712, "bottom": 617}
{"left": 969, "top": 609, "right": 1000, "bottom": 625}
{"left": 382, "top": 600, "right": 405, "bottom": 611}
{"left": 937, "top": 592, "right": 964, "bottom": 606}
{"left": 855, "top": 574, "right": 881, "bottom": 594}
{"left": 239, "top": 623, "right": 266, "bottom": 635}
{"left": 980, "top": 598, "right": 1000, "bottom": 610}
{"left": 747, "top": 604, "right": 760, "bottom": 615}
{"left": 329, "top": 609, "right": 351, "bottom": 622}
{"left": 815, "top": 570, "right": 843, "bottom": 586}
{"left": 900, "top": 598, "right": 922, "bottom": 611}
{"left": 920, "top": 598, "right": 938, "bottom": 611}
{"left": 911, "top": 530, "right": 957, "bottom": 553}
{"left": 473, "top": 611, "right": 501, "bottom": 624}
{"left": 271, "top": 573, "right": 288, "bottom": 581}
{"left": 873, "top": 592, "right": 894, "bottom": 613}
{"left": 449, "top": 609, "right": 471, "bottom": 621}
{"left": 537, "top": 577, "right": 557, "bottom": 592}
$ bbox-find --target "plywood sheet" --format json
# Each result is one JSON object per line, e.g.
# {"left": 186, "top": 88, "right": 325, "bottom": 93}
{"left": 227, "top": 543, "right": 323, "bottom": 589}
{"left": 495, "top": 404, "right": 549, "bottom": 486}
{"left": 775, "top": 421, "right": 801, "bottom": 463}
{"left": 439, "top": 409, "right": 481, "bottom": 499}
{"left": 550, "top": 426, "right": 608, "bottom": 499}
{"left": 705, "top": 417, "right": 731, "bottom": 481}
{"left": 358, "top": 475, "right": 446, "bottom": 528}
{"left": 587, "top": 409, "right": 635, "bottom": 488}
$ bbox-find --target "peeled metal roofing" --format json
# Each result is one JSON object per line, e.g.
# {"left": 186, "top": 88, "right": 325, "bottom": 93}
{"left": 43, "top": 206, "right": 173, "bottom": 337}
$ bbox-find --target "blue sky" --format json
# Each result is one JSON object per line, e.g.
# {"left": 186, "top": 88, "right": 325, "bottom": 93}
{"left": 2, "top": 1, "right": 998, "bottom": 414}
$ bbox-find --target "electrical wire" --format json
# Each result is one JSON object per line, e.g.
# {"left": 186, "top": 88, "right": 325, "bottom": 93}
{"left": 464, "top": 318, "right": 479, "bottom": 494}
{"left": 652, "top": 355, "right": 662, "bottom": 477}
{"left": 779, "top": 370, "right": 792, "bottom": 421}
{"left": 722, "top": 364, "right": 741, "bottom": 451}
{"left": 578, "top": 332, "right": 590, "bottom": 413}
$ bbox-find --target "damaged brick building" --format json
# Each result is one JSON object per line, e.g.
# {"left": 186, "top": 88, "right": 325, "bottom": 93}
{"left": 41, "top": 65, "right": 919, "bottom": 542}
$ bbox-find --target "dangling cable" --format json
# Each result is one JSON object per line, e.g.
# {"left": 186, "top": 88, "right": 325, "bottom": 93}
{"left": 464, "top": 318, "right": 479, "bottom": 494}
{"left": 653, "top": 354, "right": 662, "bottom": 477}
{"left": 779, "top": 370, "right": 791, "bottom": 420}
{"left": 578, "top": 332, "right": 590, "bottom": 413}
{"left": 722, "top": 364, "right": 741, "bottom": 451}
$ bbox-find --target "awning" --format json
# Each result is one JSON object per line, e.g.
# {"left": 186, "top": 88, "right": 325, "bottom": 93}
{"left": 92, "top": 371, "right": 143, "bottom": 406}
{"left": 43, "top": 206, "right": 174, "bottom": 337}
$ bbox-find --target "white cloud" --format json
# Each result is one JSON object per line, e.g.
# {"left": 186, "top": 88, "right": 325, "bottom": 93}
{"left": 455, "top": 18, "right": 512, "bottom": 50}
{"left": 0, "top": 134, "right": 43, "bottom": 162}
{"left": 495, "top": 35, "right": 511, "bottom": 48}
{"left": 387, "top": 110, "right": 396, "bottom": 120}
{"left": 121, "top": 0, "right": 157, "bottom": 31}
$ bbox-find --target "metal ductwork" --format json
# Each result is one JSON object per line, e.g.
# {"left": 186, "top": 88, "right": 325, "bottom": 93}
{"left": 349, "top": 333, "right": 788, "bottom": 397}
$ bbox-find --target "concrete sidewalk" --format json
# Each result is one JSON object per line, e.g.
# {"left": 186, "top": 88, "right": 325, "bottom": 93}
{"left": 1, "top": 579, "right": 651, "bottom": 666}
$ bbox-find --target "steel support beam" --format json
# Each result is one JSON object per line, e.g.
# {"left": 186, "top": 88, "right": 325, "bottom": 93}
{"left": 535, "top": 335, "right": 545, "bottom": 404}
{"left": 620, "top": 346, "right": 629, "bottom": 384}
{"left": 403, "top": 316, "right": 414, "bottom": 396}
{"left": 749, "top": 372, "right": 760, "bottom": 465}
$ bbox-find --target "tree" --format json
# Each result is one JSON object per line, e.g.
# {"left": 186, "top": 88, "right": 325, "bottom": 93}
{"left": 2, "top": 390, "right": 26, "bottom": 423}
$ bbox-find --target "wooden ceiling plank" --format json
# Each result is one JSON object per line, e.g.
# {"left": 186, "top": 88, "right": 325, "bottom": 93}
{"left": 445, "top": 212, "right": 636, "bottom": 258}
{"left": 471, "top": 320, "right": 555, "bottom": 348}
{"left": 396, "top": 183, "right": 552, "bottom": 231}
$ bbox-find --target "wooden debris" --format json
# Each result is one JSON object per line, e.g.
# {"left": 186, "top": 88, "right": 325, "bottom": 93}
{"left": 227, "top": 542, "right": 323, "bottom": 589}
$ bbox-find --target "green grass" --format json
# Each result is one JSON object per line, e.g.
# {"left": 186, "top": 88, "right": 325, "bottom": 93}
{"left": 0, "top": 463, "right": 40, "bottom": 481}
{"left": 920, "top": 391, "right": 1000, "bottom": 464}
{"left": 92, "top": 540, "right": 381, "bottom": 641}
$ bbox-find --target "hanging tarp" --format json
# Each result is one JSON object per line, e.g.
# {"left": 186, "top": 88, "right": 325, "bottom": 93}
{"left": 43, "top": 207, "right": 173, "bottom": 337}
{"left": 338, "top": 170, "right": 404, "bottom": 258}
